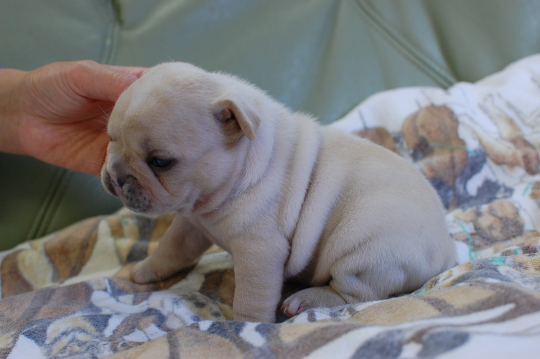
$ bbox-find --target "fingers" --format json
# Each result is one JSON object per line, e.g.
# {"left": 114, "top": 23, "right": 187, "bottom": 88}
{"left": 106, "top": 65, "right": 147, "bottom": 78}
{"left": 66, "top": 60, "right": 146, "bottom": 103}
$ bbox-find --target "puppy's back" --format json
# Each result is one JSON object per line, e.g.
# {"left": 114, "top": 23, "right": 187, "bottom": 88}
{"left": 288, "top": 127, "right": 455, "bottom": 295}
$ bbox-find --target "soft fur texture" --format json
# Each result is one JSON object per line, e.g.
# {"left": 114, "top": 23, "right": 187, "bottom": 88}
{"left": 101, "top": 62, "right": 455, "bottom": 322}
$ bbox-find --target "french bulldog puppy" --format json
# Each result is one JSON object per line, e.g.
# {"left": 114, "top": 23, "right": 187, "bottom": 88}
{"left": 101, "top": 62, "right": 456, "bottom": 323}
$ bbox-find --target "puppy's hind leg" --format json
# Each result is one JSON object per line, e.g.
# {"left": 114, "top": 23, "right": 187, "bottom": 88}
{"left": 281, "top": 286, "right": 347, "bottom": 317}
{"left": 281, "top": 274, "right": 387, "bottom": 318}
{"left": 130, "top": 216, "right": 211, "bottom": 284}
{"left": 282, "top": 246, "right": 407, "bottom": 317}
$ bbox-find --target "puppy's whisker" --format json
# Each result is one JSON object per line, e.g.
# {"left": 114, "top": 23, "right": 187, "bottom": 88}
{"left": 95, "top": 120, "right": 109, "bottom": 129}
{"left": 86, "top": 159, "right": 107, "bottom": 174}
{"left": 97, "top": 114, "right": 110, "bottom": 123}
{"left": 87, "top": 160, "right": 103, "bottom": 166}
{"left": 97, "top": 104, "right": 110, "bottom": 115}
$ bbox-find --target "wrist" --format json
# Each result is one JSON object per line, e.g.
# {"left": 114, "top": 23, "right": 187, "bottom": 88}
{"left": 0, "top": 68, "right": 27, "bottom": 154}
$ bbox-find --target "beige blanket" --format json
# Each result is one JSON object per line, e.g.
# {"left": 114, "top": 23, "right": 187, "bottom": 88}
{"left": 1, "top": 55, "right": 540, "bottom": 358}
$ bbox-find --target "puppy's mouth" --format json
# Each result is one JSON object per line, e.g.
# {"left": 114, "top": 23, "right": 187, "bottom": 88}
{"left": 102, "top": 171, "right": 121, "bottom": 197}
{"left": 111, "top": 182, "right": 123, "bottom": 197}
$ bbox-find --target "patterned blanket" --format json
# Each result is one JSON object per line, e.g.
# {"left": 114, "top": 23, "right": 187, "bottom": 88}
{"left": 2, "top": 55, "right": 540, "bottom": 358}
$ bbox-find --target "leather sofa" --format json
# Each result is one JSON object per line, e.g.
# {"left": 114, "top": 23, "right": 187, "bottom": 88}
{"left": 1, "top": 0, "right": 539, "bottom": 250}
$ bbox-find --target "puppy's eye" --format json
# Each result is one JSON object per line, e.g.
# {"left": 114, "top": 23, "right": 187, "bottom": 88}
{"left": 149, "top": 158, "right": 173, "bottom": 169}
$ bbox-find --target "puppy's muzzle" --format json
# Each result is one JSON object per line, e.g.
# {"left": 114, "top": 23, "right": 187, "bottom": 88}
{"left": 102, "top": 171, "right": 152, "bottom": 213}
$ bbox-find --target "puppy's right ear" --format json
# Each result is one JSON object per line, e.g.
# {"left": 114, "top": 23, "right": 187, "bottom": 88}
{"left": 211, "top": 98, "right": 259, "bottom": 142}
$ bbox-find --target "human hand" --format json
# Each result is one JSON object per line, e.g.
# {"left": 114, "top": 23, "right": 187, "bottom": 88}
{"left": 0, "top": 61, "right": 145, "bottom": 175}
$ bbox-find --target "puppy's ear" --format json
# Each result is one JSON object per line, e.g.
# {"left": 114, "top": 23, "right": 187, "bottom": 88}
{"left": 212, "top": 99, "right": 259, "bottom": 141}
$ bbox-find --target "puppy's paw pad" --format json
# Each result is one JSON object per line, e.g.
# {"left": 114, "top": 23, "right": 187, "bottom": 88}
{"left": 282, "top": 287, "right": 347, "bottom": 318}
{"left": 281, "top": 298, "right": 301, "bottom": 317}
{"left": 281, "top": 292, "right": 315, "bottom": 317}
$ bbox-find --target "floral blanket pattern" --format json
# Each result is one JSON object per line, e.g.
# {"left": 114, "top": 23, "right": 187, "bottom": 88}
{"left": 1, "top": 55, "right": 540, "bottom": 358}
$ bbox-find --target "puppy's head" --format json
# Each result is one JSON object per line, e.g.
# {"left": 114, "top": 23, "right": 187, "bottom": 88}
{"left": 101, "top": 62, "right": 261, "bottom": 215}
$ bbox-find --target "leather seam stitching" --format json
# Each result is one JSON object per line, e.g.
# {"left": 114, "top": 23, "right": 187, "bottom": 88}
{"left": 352, "top": 0, "right": 457, "bottom": 87}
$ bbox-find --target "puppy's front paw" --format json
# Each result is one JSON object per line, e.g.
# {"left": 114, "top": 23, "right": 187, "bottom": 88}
{"left": 233, "top": 311, "right": 276, "bottom": 323}
{"left": 130, "top": 258, "right": 160, "bottom": 284}
{"left": 281, "top": 286, "right": 347, "bottom": 317}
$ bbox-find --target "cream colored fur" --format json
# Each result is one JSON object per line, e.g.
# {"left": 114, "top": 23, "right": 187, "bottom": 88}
{"left": 101, "top": 62, "right": 456, "bottom": 323}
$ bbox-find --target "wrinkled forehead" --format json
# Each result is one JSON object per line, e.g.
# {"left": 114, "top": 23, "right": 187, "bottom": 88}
{"left": 108, "top": 72, "right": 221, "bottom": 154}
{"left": 109, "top": 89, "right": 173, "bottom": 139}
